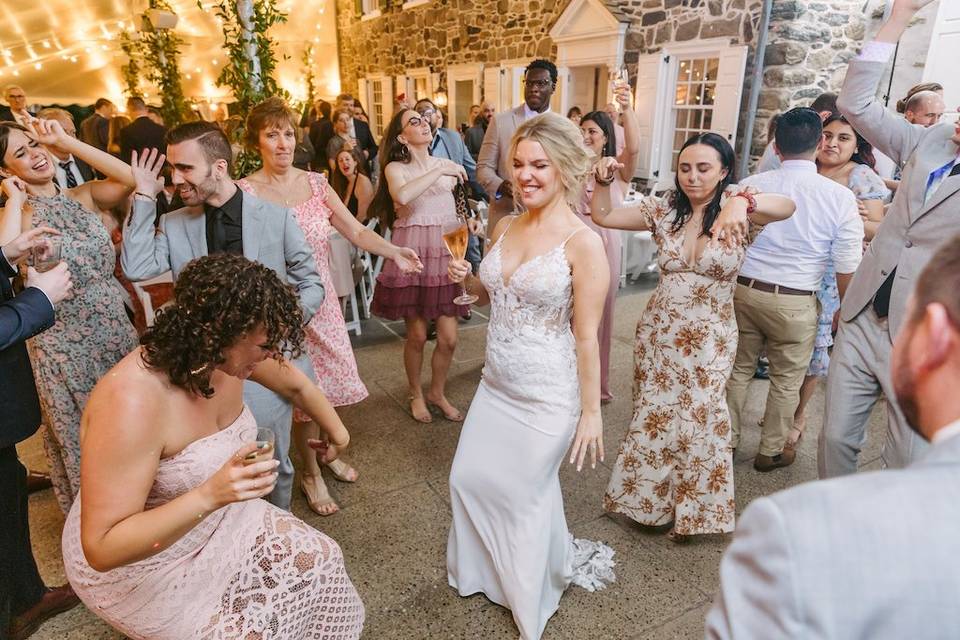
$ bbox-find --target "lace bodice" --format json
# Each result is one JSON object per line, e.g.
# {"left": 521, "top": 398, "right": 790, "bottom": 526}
{"left": 477, "top": 224, "right": 584, "bottom": 405}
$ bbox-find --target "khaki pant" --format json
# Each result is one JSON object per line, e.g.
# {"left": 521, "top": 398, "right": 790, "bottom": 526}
{"left": 725, "top": 283, "right": 819, "bottom": 456}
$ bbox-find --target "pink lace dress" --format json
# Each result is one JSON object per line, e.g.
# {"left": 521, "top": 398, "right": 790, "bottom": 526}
{"left": 61, "top": 406, "right": 365, "bottom": 639}
{"left": 238, "top": 173, "right": 368, "bottom": 411}
{"left": 371, "top": 159, "right": 468, "bottom": 320}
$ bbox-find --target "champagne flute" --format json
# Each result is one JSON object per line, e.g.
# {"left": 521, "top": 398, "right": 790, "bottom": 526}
{"left": 30, "top": 235, "right": 62, "bottom": 273}
{"left": 610, "top": 65, "right": 630, "bottom": 112}
{"left": 442, "top": 214, "right": 478, "bottom": 306}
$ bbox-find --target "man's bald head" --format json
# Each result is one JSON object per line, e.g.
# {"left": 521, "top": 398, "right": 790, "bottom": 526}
{"left": 904, "top": 91, "right": 945, "bottom": 127}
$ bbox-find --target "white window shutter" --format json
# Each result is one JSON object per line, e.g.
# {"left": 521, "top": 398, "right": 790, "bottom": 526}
{"left": 357, "top": 79, "right": 367, "bottom": 107}
{"left": 711, "top": 45, "right": 749, "bottom": 145}
{"left": 634, "top": 53, "right": 668, "bottom": 181}
{"left": 396, "top": 75, "right": 410, "bottom": 101}
{"left": 924, "top": 0, "right": 960, "bottom": 113}
{"left": 483, "top": 66, "right": 500, "bottom": 110}
{"left": 382, "top": 76, "right": 395, "bottom": 126}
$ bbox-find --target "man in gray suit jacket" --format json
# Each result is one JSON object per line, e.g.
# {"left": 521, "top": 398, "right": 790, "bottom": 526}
{"left": 477, "top": 59, "right": 557, "bottom": 238}
{"left": 121, "top": 122, "right": 325, "bottom": 510}
{"left": 819, "top": 0, "right": 960, "bottom": 477}
{"left": 706, "top": 232, "right": 960, "bottom": 639}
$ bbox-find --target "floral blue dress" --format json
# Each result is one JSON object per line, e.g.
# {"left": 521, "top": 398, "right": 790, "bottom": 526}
{"left": 807, "top": 164, "right": 890, "bottom": 377}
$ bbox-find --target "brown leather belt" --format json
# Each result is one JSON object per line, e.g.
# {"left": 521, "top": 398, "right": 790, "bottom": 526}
{"left": 736, "top": 276, "right": 814, "bottom": 296}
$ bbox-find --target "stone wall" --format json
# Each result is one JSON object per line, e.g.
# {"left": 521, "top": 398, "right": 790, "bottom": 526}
{"left": 753, "top": 0, "right": 867, "bottom": 156}
{"left": 335, "top": 0, "right": 870, "bottom": 165}
{"left": 335, "top": 0, "right": 568, "bottom": 94}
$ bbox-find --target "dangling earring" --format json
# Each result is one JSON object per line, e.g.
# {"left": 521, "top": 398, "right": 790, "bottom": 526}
{"left": 396, "top": 137, "right": 410, "bottom": 161}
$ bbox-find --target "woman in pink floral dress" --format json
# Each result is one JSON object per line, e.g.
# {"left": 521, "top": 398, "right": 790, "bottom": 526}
{"left": 240, "top": 98, "right": 422, "bottom": 515}
{"left": 590, "top": 134, "right": 795, "bottom": 541}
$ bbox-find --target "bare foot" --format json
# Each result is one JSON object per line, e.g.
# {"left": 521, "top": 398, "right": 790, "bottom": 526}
{"left": 425, "top": 392, "right": 464, "bottom": 422}
{"left": 301, "top": 474, "right": 339, "bottom": 516}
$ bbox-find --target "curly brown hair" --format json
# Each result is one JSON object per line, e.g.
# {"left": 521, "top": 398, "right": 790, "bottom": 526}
{"left": 140, "top": 254, "right": 305, "bottom": 397}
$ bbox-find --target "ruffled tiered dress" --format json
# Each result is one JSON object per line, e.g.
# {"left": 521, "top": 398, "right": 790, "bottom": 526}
{"left": 371, "top": 160, "right": 468, "bottom": 320}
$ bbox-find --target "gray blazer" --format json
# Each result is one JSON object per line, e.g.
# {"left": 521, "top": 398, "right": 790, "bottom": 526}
{"left": 477, "top": 105, "right": 527, "bottom": 220}
{"left": 837, "top": 58, "right": 960, "bottom": 337}
{"left": 705, "top": 432, "right": 960, "bottom": 639}
{"left": 120, "top": 190, "right": 325, "bottom": 322}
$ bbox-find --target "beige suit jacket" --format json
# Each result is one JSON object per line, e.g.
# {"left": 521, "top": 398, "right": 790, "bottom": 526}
{"left": 836, "top": 58, "right": 960, "bottom": 337}
{"left": 477, "top": 105, "right": 529, "bottom": 233}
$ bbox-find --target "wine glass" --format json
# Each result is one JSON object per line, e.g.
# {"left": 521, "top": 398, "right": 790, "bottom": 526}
{"left": 30, "top": 235, "right": 62, "bottom": 273}
{"left": 245, "top": 427, "right": 276, "bottom": 463}
{"left": 442, "top": 214, "right": 478, "bottom": 306}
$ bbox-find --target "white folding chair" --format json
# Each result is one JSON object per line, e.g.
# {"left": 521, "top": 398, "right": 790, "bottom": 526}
{"left": 328, "top": 232, "right": 363, "bottom": 336}
{"left": 131, "top": 271, "right": 174, "bottom": 327}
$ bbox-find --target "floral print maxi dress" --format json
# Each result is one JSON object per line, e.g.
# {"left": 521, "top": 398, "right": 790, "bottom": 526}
{"left": 27, "top": 193, "right": 138, "bottom": 513}
{"left": 604, "top": 188, "right": 762, "bottom": 535}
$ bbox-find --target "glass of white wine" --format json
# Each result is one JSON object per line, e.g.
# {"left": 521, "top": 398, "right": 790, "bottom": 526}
{"left": 245, "top": 427, "right": 275, "bottom": 463}
{"left": 30, "top": 235, "right": 62, "bottom": 273}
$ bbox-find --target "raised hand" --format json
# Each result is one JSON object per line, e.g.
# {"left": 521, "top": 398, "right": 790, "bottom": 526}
{"left": 569, "top": 412, "right": 604, "bottom": 472}
{"left": 0, "top": 176, "right": 29, "bottom": 209}
{"left": 27, "top": 118, "right": 68, "bottom": 147}
{"left": 594, "top": 157, "right": 623, "bottom": 184}
{"left": 614, "top": 84, "right": 632, "bottom": 110}
{"left": 199, "top": 442, "right": 279, "bottom": 509}
{"left": 130, "top": 148, "right": 167, "bottom": 199}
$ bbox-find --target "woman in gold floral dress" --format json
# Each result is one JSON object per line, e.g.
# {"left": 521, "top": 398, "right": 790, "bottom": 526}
{"left": 590, "top": 133, "right": 795, "bottom": 541}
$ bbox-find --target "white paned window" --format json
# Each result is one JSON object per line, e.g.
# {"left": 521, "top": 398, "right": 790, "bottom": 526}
{"left": 669, "top": 57, "right": 719, "bottom": 171}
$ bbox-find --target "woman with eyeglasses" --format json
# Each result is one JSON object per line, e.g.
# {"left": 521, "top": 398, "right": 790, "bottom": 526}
{"left": 370, "top": 109, "right": 470, "bottom": 424}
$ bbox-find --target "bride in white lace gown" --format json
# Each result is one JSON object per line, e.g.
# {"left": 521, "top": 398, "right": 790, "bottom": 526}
{"left": 446, "top": 113, "right": 616, "bottom": 640}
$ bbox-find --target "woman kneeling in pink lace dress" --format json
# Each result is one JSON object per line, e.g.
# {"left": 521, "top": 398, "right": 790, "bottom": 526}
{"left": 61, "top": 254, "right": 364, "bottom": 639}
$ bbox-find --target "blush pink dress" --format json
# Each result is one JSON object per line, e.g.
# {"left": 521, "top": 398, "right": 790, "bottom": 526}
{"left": 61, "top": 406, "right": 365, "bottom": 639}
{"left": 238, "top": 173, "right": 368, "bottom": 412}
{"left": 371, "top": 159, "right": 468, "bottom": 320}
{"left": 578, "top": 175, "right": 625, "bottom": 401}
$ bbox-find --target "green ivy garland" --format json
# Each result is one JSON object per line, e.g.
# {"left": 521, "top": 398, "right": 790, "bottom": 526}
{"left": 141, "top": 0, "right": 190, "bottom": 126}
{"left": 204, "top": 0, "right": 289, "bottom": 176}
{"left": 302, "top": 44, "right": 316, "bottom": 104}
{"left": 119, "top": 32, "right": 143, "bottom": 97}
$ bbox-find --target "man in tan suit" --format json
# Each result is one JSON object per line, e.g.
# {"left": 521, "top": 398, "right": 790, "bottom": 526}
{"left": 819, "top": 0, "right": 960, "bottom": 477}
{"left": 477, "top": 59, "right": 557, "bottom": 237}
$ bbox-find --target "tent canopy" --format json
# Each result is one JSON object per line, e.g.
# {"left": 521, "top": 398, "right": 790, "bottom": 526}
{"left": 1, "top": 0, "right": 340, "bottom": 108}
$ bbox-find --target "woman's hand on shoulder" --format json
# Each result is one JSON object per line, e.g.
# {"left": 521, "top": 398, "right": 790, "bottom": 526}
{"left": 198, "top": 443, "right": 279, "bottom": 511}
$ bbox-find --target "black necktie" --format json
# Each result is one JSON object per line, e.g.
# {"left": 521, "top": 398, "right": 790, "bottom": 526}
{"left": 211, "top": 209, "right": 227, "bottom": 254}
{"left": 59, "top": 161, "right": 78, "bottom": 188}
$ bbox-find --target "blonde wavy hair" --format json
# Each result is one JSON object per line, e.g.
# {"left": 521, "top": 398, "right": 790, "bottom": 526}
{"left": 508, "top": 112, "right": 592, "bottom": 208}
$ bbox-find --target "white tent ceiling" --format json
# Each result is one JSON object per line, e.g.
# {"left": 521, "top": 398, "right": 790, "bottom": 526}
{"left": 0, "top": 0, "right": 341, "bottom": 107}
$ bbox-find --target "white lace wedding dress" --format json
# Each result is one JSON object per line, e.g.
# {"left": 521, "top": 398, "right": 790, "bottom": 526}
{"left": 447, "top": 221, "right": 616, "bottom": 640}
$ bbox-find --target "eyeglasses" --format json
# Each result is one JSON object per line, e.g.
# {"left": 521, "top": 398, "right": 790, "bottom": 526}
{"left": 416, "top": 108, "right": 436, "bottom": 119}
{"left": 524, "top": 79, "right": 553, "bottom": 90}
{"left": 404, "top": 116, "right": 425, "bottom": 128}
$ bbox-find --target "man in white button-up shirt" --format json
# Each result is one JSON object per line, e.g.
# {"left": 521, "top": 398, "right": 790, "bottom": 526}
{"left": 726, "top": 108, "right": 864, "bottom": 472}
{"left": 705, "top": 233, "right": 960, "bottom": 640}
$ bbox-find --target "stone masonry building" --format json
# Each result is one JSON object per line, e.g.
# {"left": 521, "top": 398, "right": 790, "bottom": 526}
{"left": 335, "top": 0, "right": 949, "bottom": 182}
